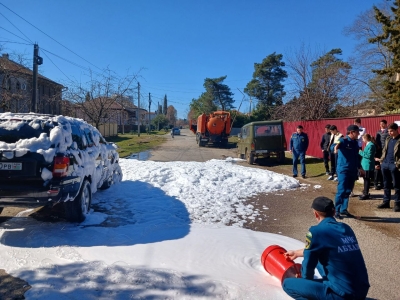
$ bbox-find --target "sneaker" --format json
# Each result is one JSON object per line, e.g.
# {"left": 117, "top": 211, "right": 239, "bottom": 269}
{"left": 393, "top": 204, "right": 400, "bottom": 212}
{"left": 327, "top": 175, "right": 334, "bottom": 180}
{"left": 326, "top": 172, "right": 330, "bottom": 175}
{"left": 333, "top": 177, "right": 338, "bottom": 181}
{"left": 301, "top": 175, "right": 306, "bottom": 179}
{"left": 374, "top": 185, "right": 381, "bottom": 190}
{"left": 293, "top": 174, "right": 298, "bottom": 178}
{"left": 377, "top": 202, "right": 390, "bottom": 209}
{"left": 335, "top": 212, "right": 343, "bottom": 220}
{"left": 358, "top": 194, "right": 370, "bottom": 200}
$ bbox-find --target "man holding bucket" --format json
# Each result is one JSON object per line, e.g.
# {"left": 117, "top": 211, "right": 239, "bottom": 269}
{"left": 282, "top": 197, "right": 369, "bottom": 300}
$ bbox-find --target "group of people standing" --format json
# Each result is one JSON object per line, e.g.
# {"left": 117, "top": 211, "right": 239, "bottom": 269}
{"left": 291, "top": 117, "right": 399, "bottom": 215}
{"left": 290, "top": 117, "right": 400, "bottom": 215}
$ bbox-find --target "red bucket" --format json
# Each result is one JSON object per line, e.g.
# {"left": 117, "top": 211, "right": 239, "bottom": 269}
{"left": 261, "top": 245, "right": 301, "bottom": 284}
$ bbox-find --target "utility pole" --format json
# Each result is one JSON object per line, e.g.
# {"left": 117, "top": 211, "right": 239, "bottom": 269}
{"left": 148, "top": 92, "right": 151, "bottom": 134}
{"left": 32, "top": 43, "right": 43, "bottom": 113}
{"left": 137, "top": 82, "right": 140, "bottom": 137}
{"left": 157, "top": 101, "right": 160, "bottom": 131}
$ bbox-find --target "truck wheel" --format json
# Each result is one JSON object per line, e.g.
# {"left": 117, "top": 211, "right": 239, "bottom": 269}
{"left": 278, "top": 151, "right": 286, "bottom": 163}
{"left": 64, "top": 179, "right": 92, "bottom": 222}
{"left": 246, "top": 150, "right": 254, "bottom": 165}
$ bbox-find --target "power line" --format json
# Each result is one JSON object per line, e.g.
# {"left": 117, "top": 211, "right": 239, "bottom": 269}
{"left": 0, "top": 39, "right": 31, "bottom": 45}
{"left": 41, "top": 48, "right": 92, "bottom": 73}
{"left": 0, "top": 2, "right": 104, "bottom": 73}
{"left": 40, "top": 49, "right": 72, "bottom": 82}
{"left": 0, "top": 12, "right": 33, "bottom": 44}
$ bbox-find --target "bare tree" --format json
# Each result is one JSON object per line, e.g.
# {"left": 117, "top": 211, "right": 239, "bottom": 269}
{"left": 65, "top": 68, "right": 138, "bottom": 129}
{"left": 166, "top": 105, "right": 177, "bottom": 126}
{"left": 343, "top": 1, "right": 392, "bottom": 108}
{"left": 275, "top": 45, "right": 355, "bottom": 121}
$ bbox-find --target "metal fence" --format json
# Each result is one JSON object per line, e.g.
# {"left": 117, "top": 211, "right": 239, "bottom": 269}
{"left": 284, "top": 114, "right": 400, "bottom": 158}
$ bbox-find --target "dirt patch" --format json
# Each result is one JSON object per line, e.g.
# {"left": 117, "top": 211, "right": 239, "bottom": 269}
{"left": 0, "top": 269, "right": 30, "bottom": 300}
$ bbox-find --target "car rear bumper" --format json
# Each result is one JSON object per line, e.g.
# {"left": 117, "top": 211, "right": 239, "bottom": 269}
{"left": 0, "top": 176, "right": 82, "bottom": 207}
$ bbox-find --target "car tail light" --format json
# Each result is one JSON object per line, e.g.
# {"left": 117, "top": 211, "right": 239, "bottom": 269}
{"left": 251, "top": 142, "right": 255, "bottom": 151}
{"left": 53, "top": 156, "right": 69, "bottom": 177}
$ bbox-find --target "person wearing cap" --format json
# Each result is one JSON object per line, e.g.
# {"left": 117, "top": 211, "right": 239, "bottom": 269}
{"left": 320, "top": 124, "right": 331, "bottom": 175}
{"left": 375, "top": 122, "right": 400, "bottom": 212}
{"left": 333, "top": 125, "right": 365, "bottom": 218}
{"left": 282, "top": 196, "right": 370, "bottom": 300}
{"left": 290, "top": 125, "right": 309, "bottom": 179}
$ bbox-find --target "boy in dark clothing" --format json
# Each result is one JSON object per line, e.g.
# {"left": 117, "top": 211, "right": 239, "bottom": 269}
{"left": 374, "top": 119, "right": 389, "bottom": 190}
{"left": 320, "top": 124, "right": 331, "bottom": 175}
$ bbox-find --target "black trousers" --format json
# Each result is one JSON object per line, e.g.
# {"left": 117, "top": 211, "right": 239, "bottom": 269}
{"left": 323, "top": 150, "right": 330, "bottom": 173}
{"left": 374, "top": 167, "right": 383, "bottom": 187}
{"left": 381, "top": 162, "right": 400, "bottom": 204}
{"left": 362, "top": 170, "right": 372, "bottom": 195}
{"left": 329, "top": 151, "right": 337, "bottom": 176}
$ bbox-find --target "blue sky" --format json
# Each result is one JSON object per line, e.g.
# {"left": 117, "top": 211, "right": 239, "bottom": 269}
{"left": 0, "top": 0, "right": 382, "bottom": 118}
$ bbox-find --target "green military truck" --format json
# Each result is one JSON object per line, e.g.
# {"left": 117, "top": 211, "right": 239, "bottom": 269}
{"left": 237, "top": 120, "right": 286, "bottom": 165}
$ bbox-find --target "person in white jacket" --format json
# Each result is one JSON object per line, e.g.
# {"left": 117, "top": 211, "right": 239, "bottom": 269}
{"left": 354, "top": 118, "right": 366, "bottom": 150}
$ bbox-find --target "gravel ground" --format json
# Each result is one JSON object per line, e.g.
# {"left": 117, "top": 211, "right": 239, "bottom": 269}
{"left": 239, "top": 160, "right": 400, "bottom": 300}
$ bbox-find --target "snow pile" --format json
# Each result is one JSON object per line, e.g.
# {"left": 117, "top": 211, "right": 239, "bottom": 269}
{"left": 121, "top": 158, "right": 299, "bottom": 226}
{"left": 0, "top": 157, "right": 303, "bottom": 299}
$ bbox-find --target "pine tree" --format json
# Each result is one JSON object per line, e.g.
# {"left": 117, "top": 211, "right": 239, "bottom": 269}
{"left": 163, "top": 95, "right": 168, "bottom": 115}
{"left": 369, "top": 0, "right": 400, "bottom": 110}
{"left": 244, "top": 53, "right": 287, "bottom": 120}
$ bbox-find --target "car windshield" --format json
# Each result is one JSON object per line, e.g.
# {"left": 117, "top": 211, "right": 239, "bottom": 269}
{"left": 0, "top": 119, "right": 55, "bottom": 143}
{"left": 254, "top": 125, "right": 282, "bottom": 137}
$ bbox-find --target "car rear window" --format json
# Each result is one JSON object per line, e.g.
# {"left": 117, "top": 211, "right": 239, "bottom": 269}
{"left": 255, "top": 125, "right": 282, "bottom": 137}
{"left": 0, "top": 119, "right": 55, "bottom": 143}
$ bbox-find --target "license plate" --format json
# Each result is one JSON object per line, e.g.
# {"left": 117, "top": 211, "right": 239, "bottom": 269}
{"left": 0, "top": 162, "right": 22, "bottom": 170}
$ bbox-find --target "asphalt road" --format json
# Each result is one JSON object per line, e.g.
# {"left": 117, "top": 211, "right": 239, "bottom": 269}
{"left": 149, "top": 129, "right": 399, "bottom": 300}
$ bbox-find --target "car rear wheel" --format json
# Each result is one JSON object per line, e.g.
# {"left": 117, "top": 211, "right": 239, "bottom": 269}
{"left": 64, "top": 179, "right": 92, "bottom": 222}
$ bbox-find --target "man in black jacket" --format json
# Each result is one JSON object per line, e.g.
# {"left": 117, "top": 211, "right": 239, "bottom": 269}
{"left": 320, "top": 124, "right": 331, "bottom": 175}
{"left": 374, "top": 120, "right": 389, "bottom": 190}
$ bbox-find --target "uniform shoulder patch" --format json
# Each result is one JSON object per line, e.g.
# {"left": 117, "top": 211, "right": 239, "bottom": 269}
{"left": 305, "top": 231, "right": 312, "bottom": 249}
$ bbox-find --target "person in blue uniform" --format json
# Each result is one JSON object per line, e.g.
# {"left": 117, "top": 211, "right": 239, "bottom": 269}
{"left": 290, "top": 125, "right": 309, "bottom": 179}
{"left": 282, "top": 196, "right": 370, "bottom": 300}
{"left": 333, "top": 125, "right": 365, "bottom": 218}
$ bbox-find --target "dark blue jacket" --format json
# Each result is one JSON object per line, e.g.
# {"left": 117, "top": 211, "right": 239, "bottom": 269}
{"left": 336, "top": 136, "right": 361, "bottom": 174}
{"left": 290, "top": 132, "right": 309, "bottom": 152}
{"left": 302, "top": 217, "right": 370, "bottom": 299}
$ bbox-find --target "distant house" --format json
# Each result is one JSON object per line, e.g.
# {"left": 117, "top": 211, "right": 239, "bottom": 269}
{"left": 0, "top": 53, "right": 64, "bottom": 114}
{"left": 65, "top": 96, "right": 147, "bottom": 133}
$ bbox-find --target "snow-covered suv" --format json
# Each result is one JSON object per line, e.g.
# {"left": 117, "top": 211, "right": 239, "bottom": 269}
{"left": 0, "top": 112, "right": 122, "bottom": 222}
